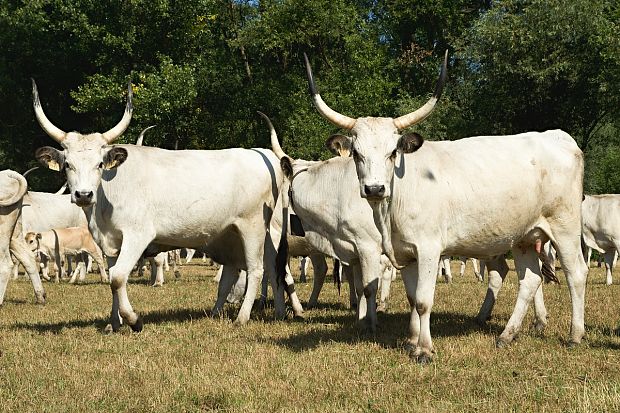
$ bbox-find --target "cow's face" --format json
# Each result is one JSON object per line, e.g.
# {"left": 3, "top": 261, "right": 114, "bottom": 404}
{"left": 304, "top": 52, "right": 446, "bottom": 201}
{"left": 24, "top": 232, "right": 40, "bottom": 252}
{"left": 31, "top": 80, "right": 132, "bottom": 207}
{"left": 344, "top": 118, "right": 422, "bottom": 199}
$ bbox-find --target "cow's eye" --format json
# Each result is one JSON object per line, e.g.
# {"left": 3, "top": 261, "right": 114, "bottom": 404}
{"left": 390, "top": 149, "right": 397, "bottom": 159}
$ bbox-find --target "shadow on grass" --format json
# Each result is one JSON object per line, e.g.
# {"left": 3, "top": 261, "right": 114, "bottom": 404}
{"left": 269, "top": 310, "right": 504, "bottom": 352}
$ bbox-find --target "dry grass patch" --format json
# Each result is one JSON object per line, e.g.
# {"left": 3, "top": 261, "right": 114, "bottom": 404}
{"left": 1, "top": 259, "right": 620, "bottom": 412}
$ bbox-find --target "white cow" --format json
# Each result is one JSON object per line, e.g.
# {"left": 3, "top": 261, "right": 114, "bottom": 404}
{"left": 302, "top": 52, "right": 587, "bottom": 363}
{"left": 0, "top": 170, "right": 45, "bottom": 304}
{"left": 24, "top": 226, "right": 107, "bottom": 283}
{"left": 582, "top": 194, "right": 620, "bottom": 285}
{"left": 262, "top": 113, "right": 407, "bottom": 329}
{"left": 32, "top": 80, "right": 287, "bottom": 331}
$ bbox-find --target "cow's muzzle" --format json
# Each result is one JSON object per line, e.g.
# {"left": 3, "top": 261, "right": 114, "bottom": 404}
{"left": 363, "top": 184, "right": 386, "bottom": 199}
{"left": 74, "top": 190, "right": 94, "bottom": 206}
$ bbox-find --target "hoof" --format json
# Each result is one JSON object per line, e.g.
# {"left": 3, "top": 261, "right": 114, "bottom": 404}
{"left": 293, "top": 313, "right": 305, "bottom": 321}
{"left": 151, "top": 283, "right": 163, "bottom": 288}
{"left": 103, "top": 324, "right": 114, "bottom": 334}
{"left": 474, "top": 316, "right": 488, "bottom": 327}
{"left": 567, "top": 340, "right": 580, "bottom": 349}
{"left": 306, "top": 301, "right": 317, "bottom": 310}
{"left": 174, "top": 271, "right": 181, "bottom": 279}
{"left": 495, "top": 338, "right": 511, "bottom": 349}
{"left": 377, "top": 303, "right": 387, "bottom": 314}
{"left": 416, "top": 354, "right": 433, "bottom": 364}
{"left": 533, "top": 320, "right": 547, "bottom": 335}
{"left": 130, "top": 316, "right": 143, "bottom": 333}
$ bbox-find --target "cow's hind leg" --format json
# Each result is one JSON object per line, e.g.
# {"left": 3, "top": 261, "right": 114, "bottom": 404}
{"left": 496, "top": 249, "right": 543, "bottom": 347}
{"left": 549, "top": 232, "right": 588, "bottom": 345}
{"left": 306, "top": 254, "right": 328, "bottom": 309}
{"left": 212, "top": 266, "right": 239, "bottom": 317}
{"left": 476, "top": 256, "right": 509, "bottom": 326}
{"left": 604, "top": 250, "right": 616, "bottom": 286}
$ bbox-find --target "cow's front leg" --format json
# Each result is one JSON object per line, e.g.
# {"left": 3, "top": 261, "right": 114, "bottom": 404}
{"left": 411, "top": 252, "right": 440, "bottom": 364}
{"left": 105, "top": 235, "right": 153, "bottom": 333}
{"left": 358, "top": 250, "right": 382, "bottom": 333}
{"left": 10, "top": 234, "right": 45, "bottom": 304}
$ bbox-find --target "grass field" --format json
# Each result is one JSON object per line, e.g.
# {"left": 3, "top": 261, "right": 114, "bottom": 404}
{"left": 1, "top": 259, "right": 620, "bottom": 412}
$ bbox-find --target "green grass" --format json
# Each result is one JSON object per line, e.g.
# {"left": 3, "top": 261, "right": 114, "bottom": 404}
{"left": 1, "top": 260, "right": 620, "bottom": 412}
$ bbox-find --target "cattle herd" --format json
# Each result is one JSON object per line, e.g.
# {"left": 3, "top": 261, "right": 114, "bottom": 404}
{"left": 0, "top": 52, "right": 618, "bottom": 364}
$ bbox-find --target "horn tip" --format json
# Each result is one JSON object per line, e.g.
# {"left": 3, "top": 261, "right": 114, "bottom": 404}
{"left": 303, "top": 54, "right": 318, "bottom": 96}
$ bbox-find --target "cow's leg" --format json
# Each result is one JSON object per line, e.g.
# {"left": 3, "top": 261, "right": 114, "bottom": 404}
{"left": 475, "top": 256, "right": 509, "bottom": 325}
{"left": 40, "top": 255, "right": 50, "bottom": 281}
{"left": 401, "top": 263, "right": 421, "bottom": 358}
{"left": 214, "top": 265, "right": 223, "bottom": 283}
{"left": 306, "top": 254, "right": 328, "bottom": 309}
{"left": 151, "top": 253, "right": 166, "bottom": 287}
{"left": 172, "top": 250, "right": 180, "bottom": 278}
{"left": 185, "top": 248, "right": 195, "bottom": 264}
{"left": 212, "top": 266, "right": 240, "bottom": 317}
{"left": 69, "top": 256, "right": 79, "bottom": 284}
{"left": 298, "top": 257, "right": 307, "bottom": 283}
{"left": 92, "top": 245, "right": 108, "bottom": 283}
{"left": 106, "top": 237, "right": 153, "bottom": 333}
{"left": 471, "top": 258, "right": 482, "bottom": 282}
{"left": 584, "top": 247, "right": 592, "bottom": 268}
{"left": 411, "top": 252, "right": 441, "bottom": 363}
{"left": 227, "top": 269, "right": 247, "bottom": 304}
{"left": 163, "top": 252, "right": 170, "bottom": 272}
{"left": 284, "top": 264, "right": 304, "bottom": 318}
{"left": 11, "top": 254, "right": 19, "bottom": 280}
{"left": 532, "top": 282, "right": 547, "bottom": 334}
{"left": 552, "top": 232, "right": 588, "bottom": 346}
{"left": 350, "top": 263, "right": 367, "bottom": 324}
{"left": 65, "top": 255, "right": 73, "bottom": 278}
{"left": 459, "top": 257, "right": 466, "bottom": 277}
{"left": 604, "top": 250, "right": 615, "bottom": 286}
{"left": 261, "top": 232, "right": 287, "bottom": 322}
{"left": 10, "top": 235, "right": 45, "bottom": 304}
{"left": 479, "top": 260, "right": 486, "bottom": 281}
{"left": 438, "top": 256, "right": 451, "bottom": 283}
{"left": 257, "top": 270, "right": 268, "bottom": 310}
{"left": 343, "top": 265, "right": 357, "bottom": 310}
{"left": 377, "top": 255, "right": 394, "bottom": 313}
{"left": 496, "top": 248, "right": 543, "bottom": 347}
{"left": 357, "top": 251, "right": 381, "bottom": 333}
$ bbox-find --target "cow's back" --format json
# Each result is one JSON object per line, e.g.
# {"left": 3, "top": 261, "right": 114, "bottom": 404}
{"left": 582, "top": 194, "right": 620, "bottom": 250}
{"left": 391, "top": 130, "right": 584, "bottom": 259}
{"left": 92, "top": 145, "right": 284, "bottom": 257}
{"left": 22, "top": 192, "right": 86, "bottom": 232}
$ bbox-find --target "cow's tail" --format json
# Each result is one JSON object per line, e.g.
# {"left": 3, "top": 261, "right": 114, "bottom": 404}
{"left": 276, "top": 207, "right": 289, "bottom": 288}
{"left": 333, "top": 259, "right": 341, "bottom": 295}
{"left": 539, "top": 251, "right": 559, "bottom": 284}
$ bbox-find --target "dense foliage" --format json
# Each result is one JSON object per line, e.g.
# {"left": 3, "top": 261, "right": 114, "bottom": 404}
{"left": 0, "top": 0, "right": 618, "bottom": 192}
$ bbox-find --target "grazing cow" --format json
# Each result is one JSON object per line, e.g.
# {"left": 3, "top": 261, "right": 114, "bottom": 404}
{"left": 32, "top": 80, "right": 287, "bottom": 331}
{"left": 24, "top": 226, "right": 107, "bottom": 283}
{"left": 0, "top": 170, "right": 45, "bottom": 304}
{"left": 582, "top": 194, "right": 620, "bottom": 285}
{"left": 262, "top": 113, "right": 400, "bottom": 329}
{"left": 302, "top": 52, "right": 587, "bottom": 362}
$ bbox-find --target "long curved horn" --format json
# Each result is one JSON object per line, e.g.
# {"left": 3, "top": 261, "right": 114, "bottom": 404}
{"left": 55, "top": 182, "right": 68, "bottom": 195}
{"left": 102, "top": 81, "right": 133, "bottom": 144}
{"left": 393, "top": 50, "right": 448, "bottom": 130}
{"left": 0, "top": 170, "right": 27, "bottom": 207}
{"left": 32, "top": 79, "right": 66, "bottom": 143}
{"left": 257, "top": 111, "right": 287, "bottom": 160}
{"left": 22, "top": 166, "right": 39, "bottom": 177}
{"left": 135, "top": 125, "right": 156, "bottom": 146}
{"left": 304, "top": 53, "right": 356, "bottom": 130}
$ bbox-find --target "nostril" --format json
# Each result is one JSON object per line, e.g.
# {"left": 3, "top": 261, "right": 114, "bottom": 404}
{"left": 75, "top": 191, "right": 93, "bottom": 199}
{"left": 378, "top": 185, "right": 385, "bottom": 195}
{"left": 364, "top": 185, "right": 372, "bottom": 195}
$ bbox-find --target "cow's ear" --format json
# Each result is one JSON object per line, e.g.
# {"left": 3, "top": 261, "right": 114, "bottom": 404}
{"left": 397, "top": 132, "right": 424, "bottom": 154}
{"left": 280, "top": 156, "right": 293, "bottom": 179}
{"left": 35, "top": 147, "right": 64, "bottom": 171}
{"left": 325, "top": 135, "right": 352, "bottom": 157}
{"left": 103, "top": 146, "right": 128, "bottom": 170}
{"left": 36, "top": 233, "right": 42, "bottom": 240}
